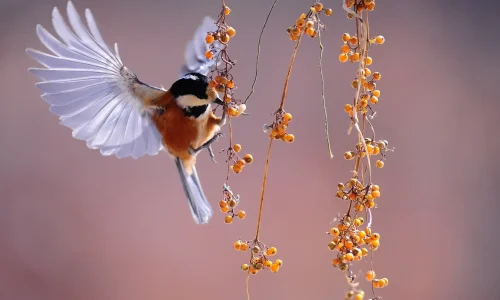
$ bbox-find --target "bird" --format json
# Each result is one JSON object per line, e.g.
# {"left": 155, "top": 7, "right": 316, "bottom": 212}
{"left": 25, "top": 1, "right": 227, "bottom": 225}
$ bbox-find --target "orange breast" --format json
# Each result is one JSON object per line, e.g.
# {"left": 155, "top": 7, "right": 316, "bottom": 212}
{"left": 152, "top": 102, "right": 198, "bottom": 160}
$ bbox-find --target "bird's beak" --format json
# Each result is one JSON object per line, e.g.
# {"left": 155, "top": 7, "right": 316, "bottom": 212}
{"left": 214, "top": 96, "right": 224, "bottom": 105}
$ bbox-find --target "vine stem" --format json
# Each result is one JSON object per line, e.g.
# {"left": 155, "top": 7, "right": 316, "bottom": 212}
{"left": 254, "top": 33, "right": 304, "bottom": 240}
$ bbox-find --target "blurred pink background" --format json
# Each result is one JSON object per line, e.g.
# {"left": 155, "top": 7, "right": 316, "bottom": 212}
{"left": 1, "top": 0, "right": 498, "bottom": 299}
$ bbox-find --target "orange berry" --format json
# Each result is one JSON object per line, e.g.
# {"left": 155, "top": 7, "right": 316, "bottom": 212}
{"left": 291, "top": 27, "right": 301, "bottom": 36}
{"left": 275, "top": 259, "right": 283, "bottom": 266}
{"left": 344, "top": 151, "right": 354, "bottom": 160}
{"left": 227, "top": 107, "right": 238, "bottom": 116}
{"left": 283, "top": 113, "right": 293, "bottom": 123}
{"left": 332, "top": 258, "right": 341, "bottom": 267}
{"left": 296, "top": 18, "right": 306, "bottom": 27}
{"left": 364, "top": 56, "right": 373, "bottom": 65}
{"left": 360, "top": 99, "right": 368, "bottom": 108}
{"left": 241, "top": 264, "right": 249, "bottom": 271}
{"left": 235, "top": 159, "right": 246, "bottom": 168}
{"left": 234, "top": 241, "right": 242, "bottom": 250}
{"left": 270, "top": 264, "right": 280, "bottom": 272}
{"left": 205, "top": 50, "right": 213, "bottom": 59}
{"left": 205, "top": 34, "right": 214, "bottom": 44}
{"left": 249, "top": 266, "right": 258, "bottom": 274}
{"left": 375, "top": 160, "right": 384, "bottom": 168}
{"left": 358, "top": 230, "right": 366, "bottom": 239}
{"left": 240, "top": 243, "right": 248, "bottom": 251}
{"left": 284, "top": 134, "right": 295, "bottom": 143}
{"left": 350, "top": 52, "right": 360, "bottom": 62}
{"left": 370, "top": 240, "right": 380, "bottom": 250}
{"left": 341, "top": 44, "right": 350, "bottom": 54}
{"left": 345, "top": 253, "right": 354, "bottom": 261}
{"left": 373, "top": 72, "right": 381, "bottom": 80}
{"left": 354, "top": 293, "right": 363, "bottom": 300}
{"left": 366, "top": 270, "right": 376, "bottom": 281}
{"left": 243, "top": 154, "right": 253, "bottom": 164}
{"left": 375, "top": 35, "right": 385, "bottom": 44}
{"left": 220, "top": 206, "right": 229, "bottom": 213}
{"left": 367, "top": 2, "right": 376, "bottom": 10}
{"left": 370, "top": 96, "right": 379, "bottom": 104}
{"left": 361, "top": 248, "right": 369, "bottom": 256}
{"left": 372, "top": 89, "right": 381, "bottom": 97}
{"left": 219, "top": 200, "right": 227, "bottom": 208}
{"left": 314, "top": 2, "right": 324, "bottom": 11}
{"left": 349, "top": 36, "right": 358, "bottom": 45}
{"left": 306, "top": 27, "right": 315, "bottom": 36}
{"left": 223, "top": 6, "right": 231, "bottom": 15}
{"left": 366, "top": 200, "right": 375, "bottom": 208}
{"left": 365, "top": 227, "right": 372, "bottom": 235}
{"left": 355, "top": 203, "right": 364, "bottom": 212}
{"left": 231, "top": 164, "right": 242, "bottom": 174}
{"left": 339, "top": 53, "right": 349, "bottom": 63}
{"left": 237, "top": 210, "right": 246, "bottom": 219}
{"left": 345, "top": 240, "right": 354, "bottom": 250}
{"left": 366, "top": 144, "right": 374, "bottom": 154}
{"left": 306, "top": 20, "right": 315, "bottom": 28}
{"left": 220, "top": 33, "right": 230, "bottom": 44}
{"left": 233, "top": 144, "right": 242, "bottom": 152}
{"left": 224, "top": 215, "right": 233, "bottom": 224}
{"left": 227, "top": 27, "right": 236, "bottom": 37}
{"left": 342, "top": 33, "right": 351, "bottom": 42}
{"left": 364, "top": 68, "right": 372, "bottom": 76}
{"left": 371, "top": 184, "right": 380, "bottom": 191}
{"left": 224, "top": 94, "right": 232, "bottom": 103}
{"left": 325, "top": 8, "right": 333, "bottom": 16}
{"left": 381, "top": 278, "right": 389, "bottom": 286}
{"left": 266, "top": 247, "right": 277, "bottom": 256}
{"left": 372, "top": 190, "right": 380, "bottom": 198}
{"left": 330, "top": 227, "right": 340, "bottom": 236}
{"left": 264, "top": 260, "right": 273, "bottom": 268}
{"left": 209, "top": 80, "right": 218, "bottom": 88}
{"left": 344, "top": 104, "right": 353, "bottom": 112}
{"left": 371, "top": 233, "right": 380, "bottom": 241}
{"left": 227, "top": 80, "right": 235, "bottom": 89}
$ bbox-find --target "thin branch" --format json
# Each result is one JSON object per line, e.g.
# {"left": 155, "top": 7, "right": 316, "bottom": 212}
{"left": 244, "top": 0, "right": 279, "bottom": 104}
{"left": 317, "top": 27, "right": 333, "bottom": 158}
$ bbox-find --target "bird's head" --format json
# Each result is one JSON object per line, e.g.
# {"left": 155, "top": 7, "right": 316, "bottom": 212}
{"left": 170, "top": 73, "right": 223, "bottom": 110}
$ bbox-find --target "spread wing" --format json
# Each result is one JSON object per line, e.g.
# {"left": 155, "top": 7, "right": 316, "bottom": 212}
{"left": 26, "top": 1, "right": 166, "bottom": 159}
{"left": 178, "top": 16, "right": 221, "bottom": 78}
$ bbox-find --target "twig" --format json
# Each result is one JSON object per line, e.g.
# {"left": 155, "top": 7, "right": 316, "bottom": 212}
{"left": 317, "top": 27, "right": 334, "bottom": 158}
{"left": 244, "top": 0, "right": 279, "bottom": 104}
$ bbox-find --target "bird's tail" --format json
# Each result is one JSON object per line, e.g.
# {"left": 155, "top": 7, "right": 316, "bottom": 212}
{"left": 174, "top": 157, "right": 213, "bottom": 224}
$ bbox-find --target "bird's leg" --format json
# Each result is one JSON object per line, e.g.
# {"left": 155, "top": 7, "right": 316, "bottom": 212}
{"left": 188, "top": 132, "right": 224, "bottom": 156}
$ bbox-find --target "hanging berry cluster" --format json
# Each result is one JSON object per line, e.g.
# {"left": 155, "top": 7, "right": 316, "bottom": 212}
{"left": 204, "top": 2, "right": 252, "bottom": 223}
{"left": 327, "top": 1, "right": 392, "bottom": 299}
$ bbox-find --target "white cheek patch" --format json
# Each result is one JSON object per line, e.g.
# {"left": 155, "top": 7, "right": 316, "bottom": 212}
{"left": 177, "top": 94, "right": 208, "bottom": 108}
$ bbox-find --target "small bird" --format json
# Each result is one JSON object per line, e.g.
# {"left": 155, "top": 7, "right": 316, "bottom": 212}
{"left": 26, "top": 1, "right": 227, "bottom": 224}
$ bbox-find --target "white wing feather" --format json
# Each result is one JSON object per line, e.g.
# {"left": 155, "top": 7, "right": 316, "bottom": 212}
{"left": 178, "top": 16, "right": 221, "bottom": 78}
{"left": 26, "top": 1, "right": 165, "bottom": 159}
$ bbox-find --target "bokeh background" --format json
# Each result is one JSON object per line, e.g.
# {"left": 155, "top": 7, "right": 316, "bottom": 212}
{"left": 1, "top": 0, "right": 499, "bottom": 299}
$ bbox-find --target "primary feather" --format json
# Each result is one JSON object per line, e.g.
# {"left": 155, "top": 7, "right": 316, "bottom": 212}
{"left": 26, "top": 1, "right": 166, "bottom": 159}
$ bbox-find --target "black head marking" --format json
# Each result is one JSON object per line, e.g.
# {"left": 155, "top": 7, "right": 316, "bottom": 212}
{"left": 170, "top": 72, "right": 210, "bottom": 100}
{"left": 183, "top": 104, "right": 209, "bottom": 118}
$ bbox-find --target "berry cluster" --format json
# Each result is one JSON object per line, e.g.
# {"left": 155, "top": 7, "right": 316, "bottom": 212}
{"left": 227, "top": 143, "right": 253, "bottom": 174}
{"left": 329, "top": 1, "right": 392, "bottom": 299}
{"left": 287, "top": 2, "right": 333, "bottom": 41}
{"left": 237, "top": 240, "right": 282, "bottom": 274}
{"left": 342, "top": 138, "right": 390, "bottom": 169}
{"left": 220, "top": 184, "right": 246, "bottom": 224}
{"left": 263, "top": 111, "right": 295, "bottom": 143}
{"left": 204, "top": 3, "right": 252, "bottom": 223}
